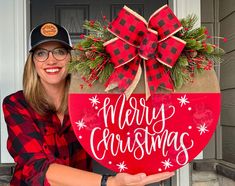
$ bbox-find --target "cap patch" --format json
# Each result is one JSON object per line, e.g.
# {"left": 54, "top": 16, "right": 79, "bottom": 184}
{"left": 40, "top": 23, "right": 58, "bottom": 37}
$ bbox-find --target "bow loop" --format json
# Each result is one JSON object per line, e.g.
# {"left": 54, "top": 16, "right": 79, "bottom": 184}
{"left": 108, "top": 6, "right": 148, "bottom": 46}
{"left": 156, "top": 36, "right": 186, "bottom": 68}
{"left": 148, "top": 5, "right": 183, "bottom": 41}
{"left": 104, "top": 38, "right": 137, "bottom": 67}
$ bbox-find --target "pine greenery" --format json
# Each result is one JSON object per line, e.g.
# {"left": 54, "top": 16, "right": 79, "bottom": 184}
{"left": 69, "top": 14, "right": 225, "bottom": 89}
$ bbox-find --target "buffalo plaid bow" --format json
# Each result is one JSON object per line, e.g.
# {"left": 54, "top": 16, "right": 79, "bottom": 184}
{"left": 104, "top": 5, "right": 186, "bottom": 99}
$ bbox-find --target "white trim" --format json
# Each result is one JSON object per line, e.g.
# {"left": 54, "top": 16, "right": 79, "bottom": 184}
{"left": 173, "top": 0, "right": 203, "bottom": 159}
{"left": 172, "top": 0, "right": 201, "bottom": 28}
{"left": 170, "top": 0, "right": 201, "bottom": 186}
{"left": 14, "top": 0, "right": 28, "bottom": 90}
{"left": 176, "top": 164, "right": 192, "bottom": 186}
{"left": 0, "top": 0, "right": 29, "bottom": 163}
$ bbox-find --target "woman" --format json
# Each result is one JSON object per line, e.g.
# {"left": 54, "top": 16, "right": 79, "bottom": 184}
{"left": 2, "top": 22, "right": 174, "bottom": 186}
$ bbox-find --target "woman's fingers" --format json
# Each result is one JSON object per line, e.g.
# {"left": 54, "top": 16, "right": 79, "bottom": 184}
{"left": 141, "top": 172, "right": 175, "bottom": 185}
{"left": 124, "top": 173, "right": 146, "bottom": 185}
{"left": 126, "top": 173, "right": 147, "bottom": 184}
{"left": 114, "top": 173, "right": 146, "bottom": 186}
{"left": 112, "top": 172, "right": 174, "bottom": 186}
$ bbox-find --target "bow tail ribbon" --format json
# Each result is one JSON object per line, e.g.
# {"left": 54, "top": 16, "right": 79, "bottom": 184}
{"left": 105, "top": 57, "right": 142, "bottom": 98}
{"left": 104, "top": 38, "right": 140, "bottom": 98}
{"left": 144, "top": 58, "right": 174, "bottom": 100}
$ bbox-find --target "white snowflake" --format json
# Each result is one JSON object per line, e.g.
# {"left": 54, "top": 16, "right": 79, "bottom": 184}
{"left": 161, "top": 158, "right": 173, "bottom": 170}
{"left": 75, "top": 119, "right": 87, "bottom": 130}
{"left": 89, "top": 95, "right": 100, "bottom": 107}
{"left": 197, "top": 123, "right": 209, "bottom": 135}
{"left": 116, "top": 161, "right": 128, "bottom": 172}
{"left": 177, "top": 94, "right": 190, "bottom": 107}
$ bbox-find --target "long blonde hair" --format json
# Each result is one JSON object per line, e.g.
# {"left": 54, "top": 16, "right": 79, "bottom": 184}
{"left": 23, "top": 53, "right": 71, "bottom": 116}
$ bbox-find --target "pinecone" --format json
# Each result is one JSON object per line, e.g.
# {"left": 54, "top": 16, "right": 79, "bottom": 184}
{"left": 76, "top": 52, "right": 86, "bottom": 61}
{"left": 85, "top": 51, "right": 96, "bottom": 60}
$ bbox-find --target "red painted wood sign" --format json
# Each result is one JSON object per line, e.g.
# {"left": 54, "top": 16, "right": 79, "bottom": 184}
{"left": 69, "top": 93, "right": 220, "bottom": 174}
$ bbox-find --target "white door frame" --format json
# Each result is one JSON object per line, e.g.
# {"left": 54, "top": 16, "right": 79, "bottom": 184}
{"left": 0, "top": 0, "right": 30, "bottom": 163}
{"left": 0, "top": 1, "right": 200, "bottom": 186}
{"left": 170, "top": 1, "right": 201, "bottom": 186}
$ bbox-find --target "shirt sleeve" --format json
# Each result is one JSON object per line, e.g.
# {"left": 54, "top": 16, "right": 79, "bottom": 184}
{"left": 2, "top": 95, "right": 64, "bottom": 186}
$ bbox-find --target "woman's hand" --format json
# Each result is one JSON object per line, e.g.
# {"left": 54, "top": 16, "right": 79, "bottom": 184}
{"left": 108, "top": 172, "right": 174, "bottom": 186}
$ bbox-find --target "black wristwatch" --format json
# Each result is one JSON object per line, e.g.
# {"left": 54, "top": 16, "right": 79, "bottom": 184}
{"left": 101, "top": 174, "right": 111, "bottom": 186}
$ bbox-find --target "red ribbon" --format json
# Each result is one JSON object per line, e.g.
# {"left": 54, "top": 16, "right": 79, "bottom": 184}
{"left": 104, "top": 5, "right": 186, "bottom": 99}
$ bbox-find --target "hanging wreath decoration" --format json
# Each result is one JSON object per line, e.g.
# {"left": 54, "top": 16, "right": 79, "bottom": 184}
{"left": 68, "top": 5, "right": 225, "bottom": 98}
{"left": 68, "top": 5, "right": 225, "bottom": 174}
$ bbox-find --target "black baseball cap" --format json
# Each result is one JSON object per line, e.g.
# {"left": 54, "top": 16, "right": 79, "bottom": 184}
{"left": 29, "top": 22, "right": 73, "bottom": 51}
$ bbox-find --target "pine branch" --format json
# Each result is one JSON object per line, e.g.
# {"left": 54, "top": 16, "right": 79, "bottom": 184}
{"left": 99, "top": 62, "right": 114, "bottom": 83}
{"left": 69, "top": 13, "right": 225, "bottom": 90}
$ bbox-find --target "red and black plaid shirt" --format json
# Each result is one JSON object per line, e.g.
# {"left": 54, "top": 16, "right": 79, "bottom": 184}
{"left": 2, "top": 90, "right": 92, "bottom": 186}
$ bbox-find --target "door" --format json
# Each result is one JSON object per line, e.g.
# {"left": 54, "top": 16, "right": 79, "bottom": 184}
{"left": 31, "top": 1, "right": 171, "bottom": 186}
{"left": 31, "top": 0, "right": 168, "bottom": 44}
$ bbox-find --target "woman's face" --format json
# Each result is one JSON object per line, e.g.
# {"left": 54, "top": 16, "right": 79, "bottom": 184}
{"left": 33, "top": 41, "right": 70, "bottom": 88}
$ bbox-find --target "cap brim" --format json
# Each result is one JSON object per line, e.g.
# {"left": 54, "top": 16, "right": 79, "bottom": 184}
{"left": 29, "top": 39, "right": 73, "bottom": 51}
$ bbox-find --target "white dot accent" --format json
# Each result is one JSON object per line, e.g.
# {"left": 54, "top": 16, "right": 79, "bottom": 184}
{"left": 127, "top": 132, "right": 130, "bottom": 135}
{"left": 79, "top": 136, "right": 82, "bottom": 139}
{"left": 158, "top": 168, "right": 162, "bottom": 172}
{"left": 188, "top": 126, "right": 192, "bottom": 129}
{"left": 109, "top": 161, "right": 112, "bottom": 164}
{"left": 95, "top": 106, "right": 98, "bottom": 110}
{"left": 188, "top": 107, "right": 192, "bottom": 111}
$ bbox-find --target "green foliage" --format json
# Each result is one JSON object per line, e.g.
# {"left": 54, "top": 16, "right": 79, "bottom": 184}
{"left": 68, "top": 60, "right": 90, "bottom": 77}
{"left": 99, "top": 63, "right": 114, "bottom": 83}
{"left": 68, "top": 20, "right": 114, "bottom": 85}
{"left": 171, "top": 14, "right": 225, "bottom": 89}
{"left": 180, "top": 14, "right": 198, "bottom": 31}
{"left": 69, "top": 14, "right": 225, "bottom": 90}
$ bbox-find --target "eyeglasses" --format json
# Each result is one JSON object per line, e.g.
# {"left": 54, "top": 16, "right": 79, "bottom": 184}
{"left": 33, "top": 48, "right": 69, "bottom": 62}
